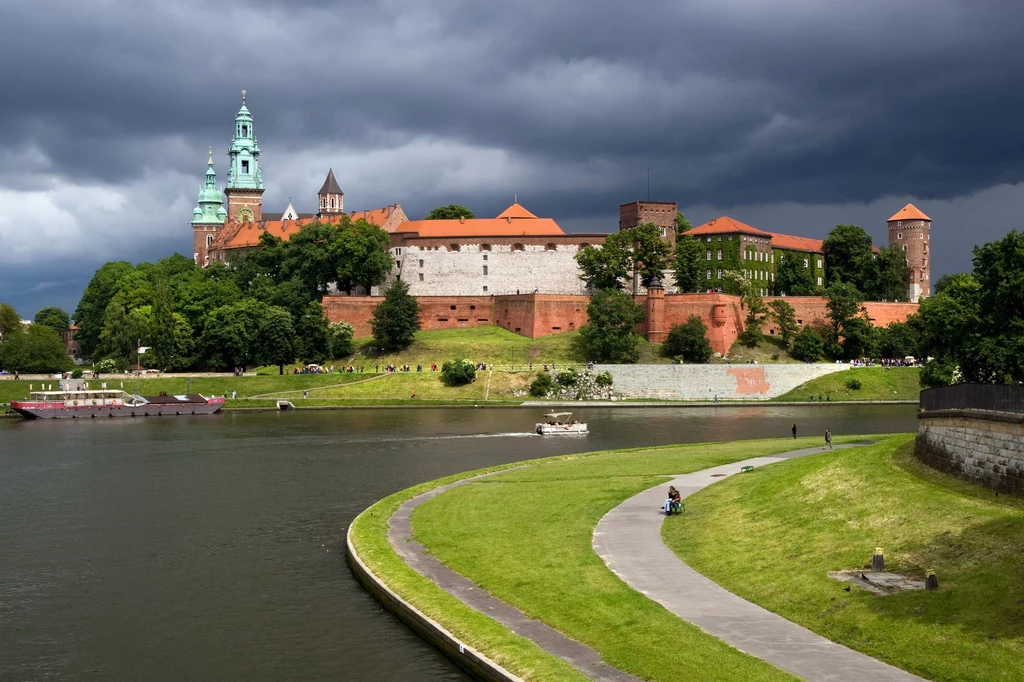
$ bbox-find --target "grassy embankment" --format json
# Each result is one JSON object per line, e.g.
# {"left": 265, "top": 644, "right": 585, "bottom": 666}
{"left": 664, "top": 436, "right": 1024, "bottom": 682}
{"left": 771, "top": 366, "right": 921, "bottom": 402}
{"left": 404, "top": 436, "right": 873, "bottom": 681}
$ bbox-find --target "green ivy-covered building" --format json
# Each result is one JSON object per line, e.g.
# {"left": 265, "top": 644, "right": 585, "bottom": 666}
{"left": 683, "top": 216, "right": 826, "bottom": 296}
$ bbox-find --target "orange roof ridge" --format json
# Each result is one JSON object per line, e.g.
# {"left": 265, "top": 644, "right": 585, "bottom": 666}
{"left": 496, "top": 202, "right": 539, "bottom": 220}
{"left": 768, "top": 232, "right": 824, "bottom": 253}
{"left": 887, "top": 203, "right": 930, "bottom": 222}
{"left": 689, "top": 216, "right": 772, "bottom": 237}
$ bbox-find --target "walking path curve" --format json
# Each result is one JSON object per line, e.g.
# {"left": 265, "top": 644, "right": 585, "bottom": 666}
{"left": 593, "top": 443, "right": 926, "bottom": 682}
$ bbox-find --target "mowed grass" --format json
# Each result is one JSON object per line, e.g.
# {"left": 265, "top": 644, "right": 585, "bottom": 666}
{"left": 664, "top": 436, "right": 1024, "bottom": 682}
{"left": 772, "top": 366, "right": 921, "bottom": 402}
{"left": 409, "top": 437, "right": 873, "bottom": 682}
{"left": 718, "top": 336, "right": 803, "bottom": 364}
{"left": 262, "top": 370, "right": 532, "bottom": 401}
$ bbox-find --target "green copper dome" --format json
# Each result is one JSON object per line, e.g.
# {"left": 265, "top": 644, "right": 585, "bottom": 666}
{"left": 226, "top": 90, "right": 263, "bottom": 191}
{"left": 192, "top": 149, "right": 226, "bottom": 226}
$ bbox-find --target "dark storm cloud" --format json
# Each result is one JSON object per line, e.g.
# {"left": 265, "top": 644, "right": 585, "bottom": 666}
{"left": 2, "top": 0, "right": 1024, "bottom": 314}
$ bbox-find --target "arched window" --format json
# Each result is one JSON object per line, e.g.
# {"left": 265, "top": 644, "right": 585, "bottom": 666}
{"left": 512, "top": 243, "right": 525, "bottom": 251}
{"left": 206, "top": 235, "right": 213, "bottom": 247}
{"left": 242, "top": 125, "right": 248, "bottom": 137}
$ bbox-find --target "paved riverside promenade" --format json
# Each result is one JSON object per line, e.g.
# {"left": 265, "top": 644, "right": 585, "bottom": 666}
{"left": 593, "top": 444, "right": 926, "bottom": 682}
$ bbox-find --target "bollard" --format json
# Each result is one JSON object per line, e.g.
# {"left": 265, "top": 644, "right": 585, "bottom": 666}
{"left": 925, "top": 570, "right": 938, "bottom": 590}
{"left": 872, "top": 548, "right": 884, "bottom": 571}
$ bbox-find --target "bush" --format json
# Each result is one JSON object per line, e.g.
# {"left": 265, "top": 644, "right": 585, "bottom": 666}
{"left": 556, "top": 367, "right": 580, "bottom": 388}
{"left": 845, "top": 377, "right": 862, "bottom": 390}
{"left": 329, "top": 321, "right": 355, "bottom": 358}
{"left": 71, "top": 370, "right": 84, "bottom": 379}
{"left": 440, "top": 358, "right": 477, "bottom": 386}
{"left": 791, "top": 327, "right": 824, "bottom": 362}
{"left": 93, "top": 358, "right": 119, "bottom": 374}
{"left": 529, "top": 372, "right": 554, "bottom": 397}
{"left": 595, "top": 371, "right": 613, "bottom": 389}
{"left": 663, "top": 315, "right": 713, "bottom": 363}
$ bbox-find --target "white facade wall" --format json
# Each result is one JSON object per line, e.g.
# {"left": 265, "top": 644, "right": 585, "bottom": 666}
{"left": 594, "top": 364, "right": 850, "bottom": 400}
{"left": 389, "top": 243, "right": 590, "bottom": 296}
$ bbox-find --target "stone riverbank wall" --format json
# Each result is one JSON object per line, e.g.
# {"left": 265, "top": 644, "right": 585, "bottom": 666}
{"left": 915, "top": 384, "right": 1024, "bottom": 495}
{"left": 594, "top": 363, "right": 850, "bottom": 400}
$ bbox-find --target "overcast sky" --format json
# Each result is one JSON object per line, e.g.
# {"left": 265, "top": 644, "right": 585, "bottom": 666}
{"left": 2, "top": 0, "right": 1023, "bottom": 317}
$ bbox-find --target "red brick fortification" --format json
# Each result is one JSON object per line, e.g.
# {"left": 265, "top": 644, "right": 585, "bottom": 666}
{"left": 322, "top": 293, "right": 918, "bottom": 357}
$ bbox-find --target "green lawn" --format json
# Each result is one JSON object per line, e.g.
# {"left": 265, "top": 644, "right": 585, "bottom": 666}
{"left": 771, "top": 366, "right": 921, "bottom": 402}
{"left": 664, "top": 436, "right": 1024, "bottom": 682}
{"left": 717, "top": 336, "right": 803, "bottom": 364}
{"left": 407, "top": 437, "right": 873, "bottom": 682}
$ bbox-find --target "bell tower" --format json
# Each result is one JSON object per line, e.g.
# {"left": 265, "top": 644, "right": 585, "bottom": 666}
{"left": 317, "top": 168, "right": 344, "bottom": 217}
{"left": 191, "top": 148, "right": 228, "bottom": 265}
{"left": 225, "top": 90, "right": 264, "bottom": 223}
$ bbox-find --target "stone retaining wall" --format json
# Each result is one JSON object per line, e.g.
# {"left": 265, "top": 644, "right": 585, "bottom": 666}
{"left": 345, "top": 520, "right": 523, "bottom": 682}
{"left": 594, "top": 363, "right": 849, "bottom": 400}
{"left": 915, "top": 410, "right": 1024, "bottom": 495}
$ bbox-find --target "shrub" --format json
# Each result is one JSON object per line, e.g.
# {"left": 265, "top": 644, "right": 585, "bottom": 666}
{"left": 94, "top": 358, "right": 119, "bottom": 374}
{"left": 595, "top": 371, "right": 613, "bottom": 389}
{"left": 440, "top": 358, "right": 477, "bottom": 386}
{"left": 529, "top": 372, "right": 554, "bottom": 397}
{"left": 329, "top": 322, "right": 355, "bottom": 358}
{"left": 71, "top": 369, "right": 84, "bottom": 379}
{"left": 663, "top": 315, "right": 713, "bottom": 363}
{"left": 791, "top": 327, "right": 824, "bottom": 362}
{"left": 845, "top": 377, "right": 862, "bottom": 390}
{"left": 556, "top": 367, "right": 580, "bottom": 388}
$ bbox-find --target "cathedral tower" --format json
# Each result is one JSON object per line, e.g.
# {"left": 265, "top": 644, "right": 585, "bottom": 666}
{"left": 887, "top": 203, "right": 931, "bottom": 302}
{"left": 317, "top": 168, "right": 344, "bottom": 217}
{"left": 191, "top": 148, "right": 228, "bottom": 265}
{"left": 225, "top": 90, "right": 264, "bottom": 223}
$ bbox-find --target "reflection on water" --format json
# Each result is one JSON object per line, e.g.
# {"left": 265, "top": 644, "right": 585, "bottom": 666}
{"left": 0, "top": 405, "right": 917, "bottom": 681}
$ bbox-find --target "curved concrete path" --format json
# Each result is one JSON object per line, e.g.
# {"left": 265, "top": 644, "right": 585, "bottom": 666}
{"left": 593, "top": 443, "right": 926, "bottom": 682}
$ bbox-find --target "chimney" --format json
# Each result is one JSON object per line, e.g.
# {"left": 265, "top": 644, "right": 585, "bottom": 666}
{"left": 507, "top": 216, "right": 512, "bottom": 223}
{"left": 460, "top": 216, "right": 465, "bottom": 223}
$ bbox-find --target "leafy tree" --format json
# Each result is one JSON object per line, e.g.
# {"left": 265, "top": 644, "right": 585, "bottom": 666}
{"left": 675, "top": 211, "right": 692, "bottom": 233}
{"left": 663, "top": 316, "right": 713, "bottom": 363}
{"left": 0, "top": 302, "right": 22, "bottom": 339}
{"left": 877, "top": 321, "right": 918, "bottom": 360}
{"left": 725, "top": 272, "right": 767, "bottom": 347}
{"left": 425, "top": 204, "right": 474, "bottom": 220}
{"left": 284, "top": 221, "right": 343, "bottom": 299}
{"left": 576, "top": 288, "right": 645, "bottom": 363}
{"left": 970, "top": 229, "right": 1024, "bottom": 382}
{"left": 773, "top": 251, "right": 817, "bottom": 296}
{"left": 575, "top": 243, "right": 630, "bottom": 290}
{"left": 623, "top": 222, "right": 671, "bottom": 288}
{"left": 198, "top": 299, "right": 267, "bottom": 370}
{"left": 93, "top": 358, "right": 118, "bottom": 375}
{"left": 823, "top": 224, "right": 874, "bottom": 291}
{"left": 34, "top": 307, "right": 70, "bottom": 331}
{"left": 933, "top": 272, "right": 969, "bottom": 296}
{"left": 0, "top": 325, "right": 73, "bottom": 373}
{"left": 73, "top": 260, "right": 134, "bottom": 358}
{"left": 791, "top": 327, "right": 824, "bottom": 362}
{"left": 825, "top": 281, "right": 864, "bottom": 346}
{"left": 256, "top": 306, "right": 297, "bottom": 375}
{"left": 335, "top": 219, "right": 393, "bottom": 294}
{"left": 672, "top": 236, "right": 705, "bottom": 293}
{"left": 297, "top": 301, "right": 331, "bottom": 364}
{"left": 529, "top": 372, "right": 554, "bottom": 397}
{"left": 371, "top": 279, "right": 421, "bottom": 351}
{"left": 839, "top": 315, "right": 878, "bottom": 360}
{"left": 330, "top": 322, "right": 355, "bottom": 358}
{"left": 441, "top": 358, "right": 477, "bottom": 386}
{"left": 97, "top": 293, "right": 145, "bottom": 362}
{"left": 865, "top": 245, "right": 911, "bottom": 301}
{"left": 767, "top": 300, "right": 799, "bottom": 349}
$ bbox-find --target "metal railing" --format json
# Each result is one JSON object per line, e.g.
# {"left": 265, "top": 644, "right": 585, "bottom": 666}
{"left": 919, "top": 383, "right": 1024, "bottom": 414}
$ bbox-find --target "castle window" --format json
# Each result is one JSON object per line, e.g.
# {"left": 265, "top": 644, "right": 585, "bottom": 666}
{"left": 706, "top": 250, "right": 712, "bottom": 261}
{"left": 804, "top": 258, "right": 809, "bottom": 268}
{"left": 897, "top": 233, "right": 902, "bottom": 239}
{"left": 898, "top": 221, "right": 902, "bottom": 227}
{"left": 817, "top": 258, "right": 822, "bottom": 269}
{"left": 483, "top": 265, "right": 488, "bottom": 275}
{"left": 717, "top": 249, "right": 723, "bottom": 260}
{"left": 546, "top": 243, "right": 557, "bottom": 251}
{"left": 206, "top": 235, "right": 213, "bottom": 247}
{"left": 717, "top": 236, "right": 722, "bottom": 241}
{"left": 450, "top": 305, "right": 457, "bottom": 310}
{"left": 578, "top": 243, "right": 590, "bottom": 249}
{"left": 903, "top": 244, "right": 908, "bottom": 252}
{"left": 242, "top": 160, "right": 249, "bottom": 173}
{"left": 419, "top": 259, "right": 424, "bottom": 267}
{"left": 706, "top": 269, "right": 712, "bottom": 280}
{"left": 817, "top": 276, "right": 823, "bottom": 286}
{"left": 419, "top": 273, "right": 424, "bottom": 281}
{"left": 480, "top": 244, "right": 491, "bottom": 251}
{"left": 483, "top": 254, "right": 488, "bottom": 261}
{"left": 717, "top": 267, "right": 722, "bottom": 279}
{"left": 483, "top": 286, "right": 488, "bottom": 292}
{"left": 513, "top": 243, "right": 525, "bottom": 251}
{"left": 449, "top": 243, "right": 460, "bottom": 252}
{"left": 242, "top": 125, "right": 248, "bottom": 137}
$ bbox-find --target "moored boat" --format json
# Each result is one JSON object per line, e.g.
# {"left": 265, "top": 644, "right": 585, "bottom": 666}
{"left": 10, "top": 389, "right": 225, "bottom": 419}
{"left": 535, "top": 412, "right": 588, "bottom": 435}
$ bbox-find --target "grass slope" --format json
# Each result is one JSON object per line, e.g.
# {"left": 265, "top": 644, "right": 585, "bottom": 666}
{"left": 664, "top": 436, "right": 1024, "bottom": 682}
{"left": 410, "top": 437, "right": 872, "bottom": 682}
{"left": 771, "top": 366, "right": 921, "bottom": 402}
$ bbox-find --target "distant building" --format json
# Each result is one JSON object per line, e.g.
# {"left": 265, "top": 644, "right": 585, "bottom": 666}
{"left": 619, "top": 201, "right": 678, "bottom": 249}
{"left": 887, "top": 203, "right": 931, "bottom": 302}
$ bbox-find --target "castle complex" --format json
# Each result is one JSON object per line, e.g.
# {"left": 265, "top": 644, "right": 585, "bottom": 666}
{"left": 188, "top": 94, "right": 930, "bottom": 349}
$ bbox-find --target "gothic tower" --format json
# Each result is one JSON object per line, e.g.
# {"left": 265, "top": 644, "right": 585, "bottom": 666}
{"left": 225, "top": 90, "right": 264, "bottom": 223}
{"left": 887, "top": 203, "right": 931, "bottom": 302}
{"left": 191, "top": 148, "right": 228, "bottom": 265}
{"left": 317, "top": 168, "right": 344, "bottom": 217}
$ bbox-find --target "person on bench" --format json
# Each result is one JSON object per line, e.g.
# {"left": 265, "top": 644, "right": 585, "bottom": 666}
{"left": 663, "top": 486, "right": 682, "bottom": 514}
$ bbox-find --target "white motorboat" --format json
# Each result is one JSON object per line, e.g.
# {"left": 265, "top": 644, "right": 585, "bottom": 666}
{"left": 535, "top": 412, "right": 588, "bottom": 435}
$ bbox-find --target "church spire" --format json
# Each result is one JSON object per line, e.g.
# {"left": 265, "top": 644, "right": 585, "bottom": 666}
{"left": 317, "top": 168, "right": 344, "bottom": 216}
{"left": 192, "top": 148, "right": 228, "bottom": 266}
{"left": 224, "top": 89, "right": 264, "bottom": 223}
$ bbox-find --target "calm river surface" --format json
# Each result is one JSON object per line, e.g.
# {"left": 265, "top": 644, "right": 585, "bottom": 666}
{"left": 0, "top": 405, "right": 916, "bottom": 681}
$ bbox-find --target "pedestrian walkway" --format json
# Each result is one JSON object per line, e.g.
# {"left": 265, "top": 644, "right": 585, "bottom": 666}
{"left": 592, "top": 444, "right": 926, "bottom": 682}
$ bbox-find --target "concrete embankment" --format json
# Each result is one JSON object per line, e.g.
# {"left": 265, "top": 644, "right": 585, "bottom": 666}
{"left": 595, "top": 363, "right": 850, "bottom": 400}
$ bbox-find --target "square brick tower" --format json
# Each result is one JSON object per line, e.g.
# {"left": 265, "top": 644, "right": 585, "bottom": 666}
{"left": 619, "top": 201, "right": 678, "bottom": 249}
{"left": 887, "top": 203, "right": 931, "bottom": 302}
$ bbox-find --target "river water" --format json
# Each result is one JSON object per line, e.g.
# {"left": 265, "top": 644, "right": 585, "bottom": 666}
{"left": 0, "top": 405, "right": 917, "bottom": 681}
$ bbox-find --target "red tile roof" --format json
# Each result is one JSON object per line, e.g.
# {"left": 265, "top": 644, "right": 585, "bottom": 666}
{"left": 688, "top": 216, "right": 772, "bottom": 238}
{"left": 394, "top": 203, "right": 564, "bottom": 238}
{"left": 496, "top": 202, "right": 539, "bottom": 219}
{"left": 887, "top": 203, "right": 930, "bottom": 222}
{"left": 768, "top": 232, "right": 824, "bottom": 253}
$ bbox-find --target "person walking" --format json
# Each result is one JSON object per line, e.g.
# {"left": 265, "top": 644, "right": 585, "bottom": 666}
{"left": 791, "top": 423, "right": 797, "bottom": 439}
{"left": 824, "top": 428, "right": 832, "bottom": 450}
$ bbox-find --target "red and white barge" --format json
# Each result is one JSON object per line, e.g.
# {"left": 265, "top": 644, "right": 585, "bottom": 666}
{"left": 10, "top": 389, "right": 225, "bottom": 419}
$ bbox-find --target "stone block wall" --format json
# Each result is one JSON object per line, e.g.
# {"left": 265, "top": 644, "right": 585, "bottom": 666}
{"left": 915, "top": 411, "right": 1024, "bottom": 495}
{"left": 593, "top": 363, "right": 850, "bottom": 400}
